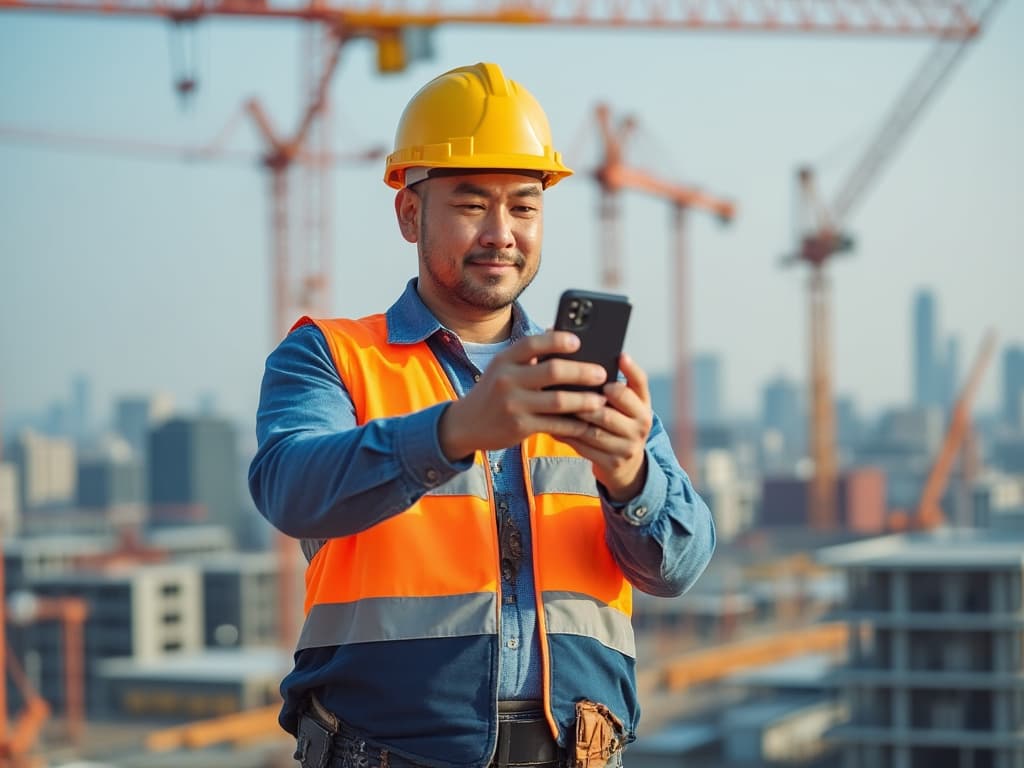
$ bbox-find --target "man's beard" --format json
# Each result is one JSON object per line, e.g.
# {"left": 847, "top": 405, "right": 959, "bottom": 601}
{"left": 422, "top": 249, "right": 538, "bottom": 311}
{"left": 419, "top": 213, "right": 538, "bottom": 311}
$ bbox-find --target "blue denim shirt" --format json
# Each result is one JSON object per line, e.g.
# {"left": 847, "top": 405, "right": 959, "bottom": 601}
{"left": 249, "top": 278, "right": 716, "bottom": 702}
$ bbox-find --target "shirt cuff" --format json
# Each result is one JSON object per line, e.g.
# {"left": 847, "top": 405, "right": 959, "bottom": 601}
{"left": 600, "top": 448, "right": 669, "bottom": 527}
{"left": 396, "top": 402, "right": 474, "bottom": 491}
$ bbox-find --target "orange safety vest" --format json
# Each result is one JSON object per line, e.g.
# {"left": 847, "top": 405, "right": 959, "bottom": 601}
{"left": 293, "top": 314, "right": 637, "bottom": 763}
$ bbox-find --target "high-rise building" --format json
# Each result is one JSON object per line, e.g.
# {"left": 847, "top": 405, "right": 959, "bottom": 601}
{"left": 0, "top": 462, "right": 19, "bottom": 536}
{"left": 912, "top": 289, "right": 961, "bottom": 412}
{"left": 148, "top": 416, "right": 242, "bottom": 540}
{"left": 1003, "top": 344, "right": 1024, "bottom": 433}
{"left": 77, "top": 457, "right": 144, "bottom": 511}
{"left": 693, "top": 353, "right": 723, "bottom": 426}
{"left": 913, "top": 289, "right": 938, "bottom": 408}
{"left": 6, "top": 429, "right": 76, "bottom": 512}
{"left": 114, "top": 393, "right": 174, "bottom": 461}
{"left": 940, "top": 336, "right": 961, "bottom": 412}
{"left": 820, "top": 530, "right": 1024, "bottom": 768}
{"left": 70, "top": 373, "right": 92, "bottom": 444}
{"left": 761, "top": 375, "right": 804, "bottom": 461}
{"left": 835, "top": 395, "right": 864, "bottom": 457}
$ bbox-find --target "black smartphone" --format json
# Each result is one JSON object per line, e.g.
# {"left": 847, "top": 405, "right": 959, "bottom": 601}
{"left": 544, "top": 289, "right": 632, "bottom": 392}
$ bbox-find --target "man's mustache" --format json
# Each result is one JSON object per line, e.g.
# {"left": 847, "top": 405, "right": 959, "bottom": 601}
{"left": 465, "top": 251, "right": 525, "bottom": 268}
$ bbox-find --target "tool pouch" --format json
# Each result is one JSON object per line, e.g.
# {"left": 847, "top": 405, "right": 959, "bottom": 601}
{"left": 294, "top": 714, "right": 333, "bottom": 768}
{"left": 573, "top": 700, "right": 625, "bottom": 768}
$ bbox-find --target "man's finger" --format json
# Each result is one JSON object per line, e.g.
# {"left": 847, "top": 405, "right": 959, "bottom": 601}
{"left": 618, "top": 353, "right": 651, "bottom": 404}
{"left": 501, "top": 330, "right": 581, "bottom": 363}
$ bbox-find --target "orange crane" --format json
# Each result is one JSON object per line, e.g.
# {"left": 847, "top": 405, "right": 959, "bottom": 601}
{"left": 593, "top": 103, "right": 735, "bottom": 479}
{"left": 0, "top": 534, "right": 90, "bottom": 766}
{"left": 784, "top": 0, "right": 1004, "bottom": 530}
{"left": 0, "top": 119, "right": 381, "bottom": 654}
{"left": 888, "top": 329, "right": 997, "bottom": 532}
{"left": 0, "top": 0, "right": 999, "bottom": 757}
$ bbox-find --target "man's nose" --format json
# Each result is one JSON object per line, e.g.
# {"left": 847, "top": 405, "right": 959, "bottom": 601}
{"left": 479, "top": 208, "right": 515, "bottom": 250}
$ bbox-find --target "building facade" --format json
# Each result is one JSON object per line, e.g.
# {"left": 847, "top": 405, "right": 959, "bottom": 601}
{"left": 819, "top": 532, "right": 1024, "bottom": 768}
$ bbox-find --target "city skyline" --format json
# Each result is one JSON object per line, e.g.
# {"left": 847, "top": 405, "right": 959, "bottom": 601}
{"left": 1, "top": 7, "right": 1020, "bottom": 426}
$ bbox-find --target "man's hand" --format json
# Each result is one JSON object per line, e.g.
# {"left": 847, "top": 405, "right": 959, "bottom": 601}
{"left": 438, "top": 331, "right": 609, "bottom": 460}
{"left": 559, "top": 353, "right": 653, "bottom": 503}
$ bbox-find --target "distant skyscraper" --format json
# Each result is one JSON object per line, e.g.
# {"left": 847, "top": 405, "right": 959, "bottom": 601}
{"left": 77, "top": 457, "right": 144, "bottom": 510}
{"left": 1003, "top": 344, "right": 1024, "bottom": 432}
{"left": 761, "top": 376, "right": 804, "bottom": 458}
{"left": 912, "top": 289, "right": 960, "bottom": 412}
{"left": 115, "top": 394, "right": 175, "bottom": 461}
{"left": 940, "top": 335, "right": 960, "bottom": 411}
{"left": 7, "top": 429, "right": 76, "bottom": 512}
{"left": 913, "top": 289, "right": 938, "bottom": 408}
{"left": 148, "top": 416, "right": 242, "bottom": 539}
{"left": 692, "top": 353, "right": 723, "bottom": 426}
{"left": 834, "top": 395, "right": 863, "bottom": 455}
{"left": 71, "top": 373, "right": 92, "bottom": 444}
{"left": 0, "top": 462, "right": 19, "bottom": 536}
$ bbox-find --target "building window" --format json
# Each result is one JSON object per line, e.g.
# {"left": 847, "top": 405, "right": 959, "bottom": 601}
{"left": 962, "top": 571, "right": 991, "bottom": 613}
{"left": 908, "top": 572, "right": 943, "bottom": 612}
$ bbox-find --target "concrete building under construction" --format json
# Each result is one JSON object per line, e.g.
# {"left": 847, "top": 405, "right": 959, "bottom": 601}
{"left": 818, "top": 531, "right": 1024, "bottom": 768}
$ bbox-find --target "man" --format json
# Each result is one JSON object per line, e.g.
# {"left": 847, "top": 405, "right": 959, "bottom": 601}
{"left": 249, "top": 62, "right": 715, "bottom": 768}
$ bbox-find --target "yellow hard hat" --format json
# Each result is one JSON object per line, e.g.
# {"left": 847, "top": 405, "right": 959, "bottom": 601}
{"left": 384, "top": 62, "right": 573, "bottom": 190}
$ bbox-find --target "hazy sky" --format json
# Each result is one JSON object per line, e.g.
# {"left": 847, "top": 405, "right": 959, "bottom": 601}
{"left": 1, "top": 5, "right": 1021, "bottom": 437}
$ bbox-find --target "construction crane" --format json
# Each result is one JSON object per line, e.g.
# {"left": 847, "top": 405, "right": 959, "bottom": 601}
{"left": 888, "top": 329, "right": 997, "bottom": 532}
{"left": 593, "top": 103, "right": 735, "bottom": 479}
{"left": 783, "top": 0, "right": 1004, "bottom": 530}
{"left": 1, "top": 0, "right": 994, "bottom": 446}
{"left": 0, "top": 117, "right": 382, "bottom": 657}
{"left": 0, "top": 0, "right": 999, "bottom": 759}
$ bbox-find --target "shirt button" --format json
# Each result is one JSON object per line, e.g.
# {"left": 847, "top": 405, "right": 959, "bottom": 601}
{"left": 493, "top": 462, "right": 502, "bottom": 474}
{"left": 634, "top": 506, "right": 648, "bottom": 518}
{"left": 506, "top": 638, "right": 519, "bottom": 649}
{"left": 473, "top": 373, "right": 481, "bottom": 382}
{"left": 425, "top": 468, "right": 439, "bottom": 485}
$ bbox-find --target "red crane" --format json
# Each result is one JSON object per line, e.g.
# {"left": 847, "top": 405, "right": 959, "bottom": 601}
{"left": 784, "top": 0, "right": 1004, "bottom": 529}
{"left": 593, "top": 103, "right": 735, "bottom": 479}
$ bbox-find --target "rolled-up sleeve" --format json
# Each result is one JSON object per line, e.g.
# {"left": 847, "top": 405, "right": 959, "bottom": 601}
{"left": 600, "top": 414, "right": 716, "bottom": 598}
{"left": 248, "top": 324, "right": 471, "bottom": 539}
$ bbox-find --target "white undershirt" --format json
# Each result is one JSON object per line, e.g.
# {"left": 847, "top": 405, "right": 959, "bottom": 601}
{"left": 461, "top": 338, "right": 513, "bottom": 374}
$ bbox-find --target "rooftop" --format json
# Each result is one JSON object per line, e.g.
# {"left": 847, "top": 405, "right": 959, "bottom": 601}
{"left": 817, "top": 529, "right": 1024, "bottom": 570}
{"left": 98, "top": 647, "right": 290, "bottom": 683}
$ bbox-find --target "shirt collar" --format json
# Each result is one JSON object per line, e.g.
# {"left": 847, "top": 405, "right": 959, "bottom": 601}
{"left": 385, "top": 278, "right": 540, "bottom": 345}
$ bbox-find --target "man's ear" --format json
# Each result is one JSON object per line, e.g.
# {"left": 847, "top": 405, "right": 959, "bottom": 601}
{"left": 394, "top": 187, "right": 421, "bottom": 244}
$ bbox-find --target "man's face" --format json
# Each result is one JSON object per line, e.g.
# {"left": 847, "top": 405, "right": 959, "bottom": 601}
{"left": 396, "top": 172, "right": 544, "bottom": 314}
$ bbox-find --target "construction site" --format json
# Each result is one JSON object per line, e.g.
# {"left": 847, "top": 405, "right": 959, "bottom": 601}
{"left": 0, "top": 1, "right": 1022, "bottom": 767}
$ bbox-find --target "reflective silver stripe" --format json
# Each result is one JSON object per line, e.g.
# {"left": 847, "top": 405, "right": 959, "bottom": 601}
{"left": 543, "top": 590, "right": 636, "bottom": 658}
{"left": 301, "top": 538, "right": 327, "bottom": 563}
{"left": 297, "top": 592, "right": 498, "bottom": 650}
{"left": 425, "top": 463, "right": 488, "bottom": 499}
{"left": 529, "top": 457, "right": 599, "bottom": 497}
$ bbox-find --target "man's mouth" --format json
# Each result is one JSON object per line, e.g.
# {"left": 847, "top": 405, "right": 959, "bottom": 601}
{"left": 466, "top": 253, "right": 523, "bottom": 269}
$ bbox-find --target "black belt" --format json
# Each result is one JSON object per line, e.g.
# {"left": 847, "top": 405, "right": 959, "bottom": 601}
{"left": 296, "top": 696, "right": 565, "bottom": 768}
